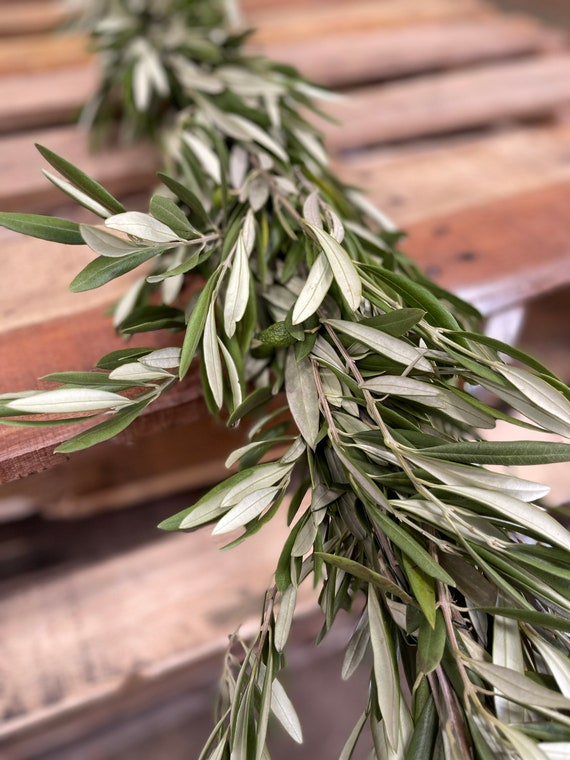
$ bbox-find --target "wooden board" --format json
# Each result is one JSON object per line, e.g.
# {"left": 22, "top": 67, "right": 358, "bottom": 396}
{"left": 0, "top": 509, "right": 315, "bottom": 744}
{"left": 322, "top": 53, "right": 570, "bottom": 150}
{"left": 339, "top": 122, "right": 570, "bottom": 227}
{"left": 262, "top": 15, "right": 563, "bottom": 88}
{"left": 0, "top": 34, "right": 90, "bottom": 76}
{"left": 0, "top": 2, "right": 68, "bottom": 36}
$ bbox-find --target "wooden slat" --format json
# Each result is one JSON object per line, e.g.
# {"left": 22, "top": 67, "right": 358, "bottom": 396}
{"left": 0, "top": 2, "right": 69, "bottom": 36}
{"left": 0, "top": 511, "right": 315, "bottom": 742}
{"left": 261, "top": 16, "right": 563, "bottom": 88}
{"left": 403, "top": 181, "right": 570, "bottom": 314}
{"left": 0, "top": 34, "right": 90, "bottom": 76}
{"left": 251, "top": 0, "right": 493, "bottom": 44}
{"left": 0, "top": 127, "right": 158, "bottom": 213}
{"left": 338, "top": 123, "right": 570, "bottom": 227}
{"left": 322, "top": 54, "right": 570, "bottom": 150}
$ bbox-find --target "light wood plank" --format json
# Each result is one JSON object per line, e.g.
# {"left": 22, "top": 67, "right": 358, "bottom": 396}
{"left": 0, "top": 34, "right": 90, "bottom": 76}
{"left": 338, "top": 123, "right": 570, "bottom": 227}
{"left": 261, "top": 16, "right": 563, "bottom": 88}
{"left": 322, "top": 54, "right": 570, "bottom": 150}
{"left": 0, "top": 511, "right": 315, "bottom": 741}
{"left": 0, "top": 2, "right": 69, "bottom": 36}
{"left": 251, "top": 0, "right": 493, "bottom": 44}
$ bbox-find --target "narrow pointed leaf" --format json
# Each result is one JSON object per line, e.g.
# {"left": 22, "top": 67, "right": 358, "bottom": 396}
{"left": 0, "top": 212, "right": 83, "bottom": 244}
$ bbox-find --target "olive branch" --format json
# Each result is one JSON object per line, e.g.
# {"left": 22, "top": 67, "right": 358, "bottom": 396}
{"left": 1, "top": 1, "right": 570, "bottom": 757}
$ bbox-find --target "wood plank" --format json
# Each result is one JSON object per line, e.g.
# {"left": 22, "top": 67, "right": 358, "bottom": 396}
{"left": 0, "top": 3, "right": 69, "bottom": 36}
{"left": 337, "top": 123, "right": 570, "bottom": 227}
{"left": 0, "top": 510, "right": 315, "bottom": 742}
{"left": 4, "top": 16, "right": 552, "bottom": 133}
{"left": 0, "top": 34, "right": 90, "bottom": 76}
{"left": 322, "top": 54, "right": 570, "bottom": 151}
{"left": 250, "top": 0, "right": 493, "bottom": 44}
{"left": 403, "top": 181, "right": 570, "bottom": 314}
{"left": 261, "top": 16, "right": 563, "bottom": 88}
{"left": 0, "top": 66, "right": 96, "bottom": 133}
{"left": 0, "top": 126, "right": 159, "bottom": 213}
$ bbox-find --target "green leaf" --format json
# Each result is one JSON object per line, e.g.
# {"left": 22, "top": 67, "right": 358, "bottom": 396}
{"left": 270, "top": 679, "right": 303, "bottom": 744}
{"left": 80, "top": 224, "right": 148, "bottom": 257}
{"left": 285, "top": 350, "right": 320, "bottom": 449}
{"left": 368, "top": 587, "right": 400, "bottom": 750}
{"left": 367, "top": 504, "right": 455, "bottom": 586}
{"left": 212, "top": 486, "right": 280, "bottom": 535}
{"left": 473, "top": 608, "right": 570, "bottom": 634}
{"left": 96, "top": 348, "right": 153, "bottom": 370}
{"left": 70, "top": 248, "right": 162, "bottom": 291}
{"left": 179, "top": 274, "right": 218, "bottom": 379}
{"left": 8, "top": 388, "right": 132, "bottom": 414}
{"left": 0, "top": 212, "right": 84, "bottom": 244}
{"left": 419, "top": 440, "right": 570, "bottom": 466}
{"left": 55, "top": 399, "right": 150, "bottom": 453}
{"left": 402, "top": 554, "right": 436, "bottom": 629}
{"left": 316, "top": 552, "right": 413, "bottom": 602}
{"left": 292, "top": 251, "right": 333, "bottom": 324}
{"left": 157, "top": 172, "right": 212, "bottom": 229}
{"left": 224, "top": 229, "right": 250, "bottom": 337}
{"left": 468, "top": 660, "right": 570, "bottom": 710}
{"left": 326, "top": 319, "right": 432, "bottom": 372}
{"left": 203, "top": 302, "right": 224, "bottom": 409}
{"left": 274, "top": 584, "right": 297, "bottom": 653}
{"left": 417, "top": 610, "right": 446, "bottom": 676}
{"left": 36, "top": 143, "right": 125, "bottom": 216}
{"left": 106, "top": 211, "right": 183, "bottom": 243}
{"left": 118, "top": 305, "right": 185, "bottom": 333}
{"left": 360, "top": 308, "right": 426, "bottom": 337}
{"left": 307, "top": 224, "right": 361, "bottom": 311}
{"left": 149, "top": 195, "right": 196, "bottom": 238}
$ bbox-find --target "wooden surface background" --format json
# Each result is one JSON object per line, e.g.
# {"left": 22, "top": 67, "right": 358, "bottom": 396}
{"left": 0, "top": 0, "right": 569, "bottom": 757}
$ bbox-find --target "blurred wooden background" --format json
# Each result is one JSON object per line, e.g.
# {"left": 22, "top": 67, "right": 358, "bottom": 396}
{"left": 0, "top": 1, "right": 569, "bottom": 757}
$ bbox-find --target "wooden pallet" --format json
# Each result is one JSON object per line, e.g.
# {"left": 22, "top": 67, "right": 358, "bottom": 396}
{"left": 1, "top": 1, "right": 570, "bottom": 756}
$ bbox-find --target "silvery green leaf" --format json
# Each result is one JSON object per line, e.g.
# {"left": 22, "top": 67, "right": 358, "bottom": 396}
{"left": 497, "top": 366, "right": 570, "bottom": 431}
{"left": 292, "top": 252, "right": 333, "bottom": 324}
{"left": 342, "top": 609, "right": 370, "bottom": 681}
{"left": 227, "top": 114, "right": 288, "bottom": 162}
{"left": 347, "top": 189, "right": 398, "bottom": 233}
{"left": 8, "top": 388, "right": 132, "bottom": 414}
{"left": 285, "top": 351, "right": 320, "bottom": 449}
{"left": 293, "top": 128, "right": 328, "bottom": 167}
{"left": 499, "top": 725, "right": 549, "bottom": 760}
{"left": 113, "top": 276, "right": 146, "bottom": 327}
{"left": 327, "top": 319, "right": 432, "bottom": 372}
{"left": 224, "top": 232, "right": 250, "bottom": 338}
{"left": 302, "top": 191, "right": 322, "bottom": 228}
{"left": 436, "top": 388, "right": 496, "bottom": 429}
{"left": 229, "top": 144, "right": 249, "bottom": 189}
{"left": 339, "top": 711, "right": 368, "bottom": 760}
{"left": 275, "top": 584, "right": 297, "bottom": 652}
{"left": 218, "top": 340, "right": 243, "bottom": 410}
{"left": 408, "top": 454, "right": 550, "bottom": 502}
{"left": 169, "top": 54, "right": 224, "bottom": 94}
{"left": 80, "top": 224, "right": 146, "bottom": 257}
{"left": 160, "top": 273, "right": 182, "bottom": 303}
{"left": 212, "top": 486, "right": 280, "bottom": 535}
{"left": 255, "top": 651, "right": 274, "bottom": 760}
{"left": 280, "top": 437, "right": 306, "bottom": 464}
{"left": 270, "top": 679, "right": 303, "bottom": 744}
{"left": 142, "top": 347, "right": 182, "bottom": 369}
{"left": 291, "top": 515, "right": 318, "bottom": 557}
{"left": 133, "top": 58, "right": 152, "bottom": 111}
{"left": 248, "top": 176, "right": 269, "bottom": 212}
{"left": 362, "top": 375, "right": 440, "bottom": 398}
{"left": 439, "top": 485, "right": 570, "bottom": 551}
{"left": 221, "top": 461, "right": 292, "bottom": 508}
{"left": 149, "top": 195, "right": 195, "bottom": 239}
{"left": 242, "top": 209, "right": 256, "bottom": 255}
{"left": 493, "top": 614, "right": 526, "bottom": 723}
{"left": 326, "top": 208, "right": 345, "bottom": 244}
{"left": 468, "top": 660, "right": 570, "bottom": 710}
{"left": 43, "top": 170, "right": 111, "bottom": 218}
{"left": 530, "top": 635, "right": 570, "bottom": 698}
{"left": 183, "top": 131, "right": 222, "bottom": 183}
{"left": 308, "top": 224, "right": 361, "bottom": 311}
{"left": 538, "top": 743, "right": 570, "bottom": 760}
{"left": 203, "top": 302, "right": 224, "bottom": 409}
{"left": 368, "top": 587, "right": 400, "bottom": 750}
{"left": 320, "top": 367, "right": 344, "bottom": 407}
{"left": 311, "top": 336, "right": 345, "bottom": 373}
{"left": 105, "top": 211, "right": 181, "bottom": 243}
{"left": 109, "top": 362, "right": 171, "bottom": 382}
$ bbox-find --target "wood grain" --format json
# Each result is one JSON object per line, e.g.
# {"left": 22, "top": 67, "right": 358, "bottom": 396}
{"left": 262, "top": 15, "right": 563, "bottom": 88}
{"left": 322, "top": 54, "right": 570, "bottom": 150}
{"left": 0, "top": 2, "right": 69, "bottom": 36}
{"left": 0, "top": 34, "right": 90, "bottom": 76}
{"left": 339, "top": 123, "right": 570, "bottom": 227}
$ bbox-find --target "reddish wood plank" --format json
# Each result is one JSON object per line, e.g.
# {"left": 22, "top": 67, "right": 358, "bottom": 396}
{"left": 338, "top": 123, "right": 570, "bottom": 227}
{"left": 0, "top": 2, "right": 69, "bottom": 36}
{"left": 0, "top": 34, "right": 90, "bottom": 76}
{"left": 262, "top": 16, "right": 563, "bottom": 88}
{"left": 322, "top": 54, "right": 570, "bottom": 151}
{"left": 251, "top": 0, "right": 493, "bottom": 44}
{"left": 403, "top": 181, "right": 570, "bottom": 314}
{"left": 0, "top": 127, "right": 159, "bottom": 213}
